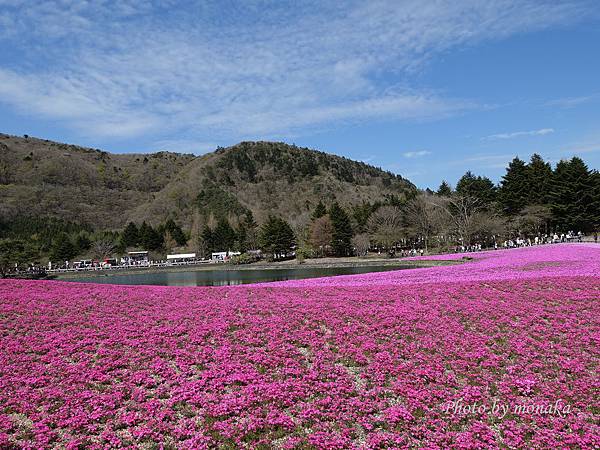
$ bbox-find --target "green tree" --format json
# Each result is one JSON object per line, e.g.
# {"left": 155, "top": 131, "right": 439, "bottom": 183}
{"left": 456, "top": 171, "right": 497, "bottom": 207}
{"left": 311, "top": 200, "right": 327, "bottom": 220}
{"left": 259, "top": 216, "right": 296, "bottom": 259}
{"left": 498, "top": 157, "right": 529, "bottom": 215}
{"left": 591, "top": 171, "right": 600, "bottom": 233}
{"left": 526, "top": 153, "right": 553, "bottom": 205}
{"left": 201, "top": 225, "right": 215, "bottom": 255}
{"left": 139, "top": 222, "right": 163, "bottom": 250}
{"left": 163, "top": 219, "right": 187, "bottom": 246}
{"left": 237, "top": 211, "right": 258, "bottom": 252}
{"left": 213, "top": 218, "right": 237, "bottom": 250}
{"left": 50, "top": 233, "right": 76, "bottom": 262}
{"left": 0, "top": 239, "right": 37, "bottom": 276}
{"left": 121, "top": 222, "right": 139, "bottom": 247}
{"left": 329, "top": 202, "right": 353, "bottom": 256}
{"left": 74, "top": 233, "right": 91, "bottom": 253}
{"left": 549, "top": 157, "right": 595, "bottom": 231}
{"left": 436, "top": 181, "right": 453, "bottom": 197}
{"left": 351, "top": 202, "right": 378, "bottom": 233}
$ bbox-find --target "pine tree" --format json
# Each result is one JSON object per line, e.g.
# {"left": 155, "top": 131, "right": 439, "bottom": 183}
{"left": 455, "top": 171, "right": 496, "bottom": 207}
{"left": 201, "top": 225, "right": 215, "bottom": 255}
{"left": 550, "top": 157, "right": 594, "bottom": 232}
{"left": 121, "top": 222, "right": 139, "bottom": 247}
{"left": 498, "top": 157, "right": 529, "bottom": 215}
{"left": 259, "top": 216, "right": 295, "bottom": 259}
{"left": 591, "top": 171, "right": 600, "bottom": 233}
{"left": 139, "top": 222, "right": 163, "bottom": 250}
{"left": 75, "top": 233, "right": 91, "bottom": 253}
{"left": 50, "top": 233, "right": 76, "bottom": 262}
{"left": 329, "top": 202, "right": 353, "bottom": 256}
{"left": 213, "top": 218, "right": 237, "bottom": 251}
{"left": 237, "top": 211, "right": 258, "bottom": 252}
{"left": 437, "top": 181, "right": 453, "bottom": 197}
{"left": 164, "top": 219, "right": 187, "bottom": 246}
{"left": 311, "top": 200, "right": 327, "bottom": 220}
{"left": 526, "top": 154, "right": 553, "bottom": 205}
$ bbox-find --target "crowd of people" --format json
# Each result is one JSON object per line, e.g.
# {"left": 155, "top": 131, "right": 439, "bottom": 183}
{"left": 448, "top": 231, "right": 586, "bottom": 254}
{"left": 503, "top": 231, "right": 584, "bottom": 248}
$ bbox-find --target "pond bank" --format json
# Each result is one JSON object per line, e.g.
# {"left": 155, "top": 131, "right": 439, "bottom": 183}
{"left": 54, "top": 257, "right": 460, "bottom": 281}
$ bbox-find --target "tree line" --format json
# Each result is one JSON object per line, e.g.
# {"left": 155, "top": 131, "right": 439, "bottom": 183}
{"left": 1, "top": 153, "right": 599, "bottom": 273}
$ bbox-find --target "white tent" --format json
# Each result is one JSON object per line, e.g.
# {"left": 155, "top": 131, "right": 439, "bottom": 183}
{"left": 166, "top": 253, "right": 196, "bottom": 260}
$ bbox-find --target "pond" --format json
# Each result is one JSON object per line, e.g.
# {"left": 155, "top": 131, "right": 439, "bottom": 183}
{"left": 68, "top": 264, "right": 418, "bottom": 286}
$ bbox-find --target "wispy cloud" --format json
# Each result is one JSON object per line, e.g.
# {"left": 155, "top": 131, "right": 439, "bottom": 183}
{"left": 560, "top": 143, "right": 600, "bottom": 155}
{"left": 545, "top": 94, "right": 597, "bottom": 109}
{"left": 0, "top": 0, "right": 592, "bottom": 147}
{"left": 483, "top": 128, "right": 555, "bottom": 140}
{"left": 403, "top": 150, "right": 432, "bottom": 158}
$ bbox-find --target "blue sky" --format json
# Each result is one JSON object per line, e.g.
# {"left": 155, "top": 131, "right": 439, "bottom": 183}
{"left": 1, "top": 0, "right": 599, "bottom": 188}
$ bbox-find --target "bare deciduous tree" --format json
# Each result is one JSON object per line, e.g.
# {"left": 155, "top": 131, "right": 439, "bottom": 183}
{"left": 163, "top": 230, "right": 177, "bottom": 254}
{"left": 351, "top": 233, "right": 370, "bottom": 257}
{"left": 405, "top": 193, "right": 445, "bottom": 253}
{"left": 367, "top": 206, "right": 404, "bottom": 250}
{"left": 92, "top": 239, "right": 115, "bottom": 260}
{"left": 434, "top": 195, "right": 482, "bottom": 246}
{"left": 516, "top": 204, "right": 552, "bottom": 236}
{"left": 471, "top": 210, "right": 506, "bottom": 245}
{"left": 309, "top": 215, "right": 334, "bottom": 257}
{"left": 189, "top": 209, "right": 206, "bottom": 256}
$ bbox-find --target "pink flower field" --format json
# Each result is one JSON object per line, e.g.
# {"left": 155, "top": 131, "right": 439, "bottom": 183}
{"left": 1, "top": 244, "right": 599, "bottom": 449}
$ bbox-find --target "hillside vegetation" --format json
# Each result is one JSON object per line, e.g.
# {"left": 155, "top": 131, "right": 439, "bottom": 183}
{"left": 136, "top": 141, "right": 414, "bottom": 228}
{"left": 0, "top": 133, "right": 194, "bottom": 228}
{"left": 0, "top": 134, "right": 415, "bottom": 230}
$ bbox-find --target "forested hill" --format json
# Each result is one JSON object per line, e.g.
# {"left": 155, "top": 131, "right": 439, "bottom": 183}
{"left": 0, "top": 134, "right": 415, "bottom": 230}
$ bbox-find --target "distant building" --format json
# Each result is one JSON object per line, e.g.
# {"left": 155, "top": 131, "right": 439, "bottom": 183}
{"left": 122, "top": 251, "right": 149, "bottom": 265}
{"left": 166, "top": 253, "right": 196, "bottom": 263}
{"left": 211, "top": 251, "right": 240, "bottom": 262}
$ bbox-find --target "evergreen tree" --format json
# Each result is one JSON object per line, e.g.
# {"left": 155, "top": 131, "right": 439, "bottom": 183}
{"left": 437, "top": 181, "right": 453, "bottom": 197}
{"left": 213, "top": 218, "right": 237, "bottom": 250}
{"left": 591, "top": 171, "right": 600, "bottom": 233}
{"left": 526, "top": 153, "right": 553, "bottom": 205}
{"left": 50, "top": 233, "right": 76, "bottom": 262}
{"left": 0, "top": 239, "right": 37, "bottom": 276}
{"left": 549, "top": 157, "right": 594, "bottom": 231}
{"left": 311, "top": 200, "right": 327, "bottom": 220}
{"left": 259, "top": 216, "right": 295, "bottom": 259}
{"left": 138, "top": 222, "right": 150, "bottom": 247}
{"left": 201, "top": 225, "right": 215, "bottom": 255}
{"left": 74, "top": 233, "right": 91, "bottom": 253}
{"left": 456, "top": 171, "right": 497, "bottom": 207}
{"left": 237, "top": 212, "right": 258, "bottom": 252}
{"left": 139, "top": 222, "right": 163, "bottom": 250}
{"left": 121, "top": 222, "right": 139, "bottom": 247}
{"left": 498, "top": 157, "right": 529, "bottom": 215}
{"left": 352, "top": 202, "right": 378, "bottom": 234}
{"left": 329, "top": 202, "right": 353, "bottom": 256}
{"left": 163, "top": 219, "right": 187, "bottom": 246}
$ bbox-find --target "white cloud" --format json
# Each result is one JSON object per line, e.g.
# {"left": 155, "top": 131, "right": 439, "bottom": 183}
{"left": 560, "top": 143, "right": 600, "bottom": 154}
{"left": 483, "top": 128, "right": 555, "bottom": 140}
{"left": 402, "top": 150, "right": 432, "bottom": 158}
{"left": 545, "top": 95, "right": 597, "bottom": 108}
{"left": 0, "top": 0, "right": 592, "bottom": 144}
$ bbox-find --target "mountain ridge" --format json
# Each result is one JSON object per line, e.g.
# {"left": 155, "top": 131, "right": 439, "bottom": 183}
{"left": 0, "top": 133, "right": 415, "bottom": 231}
